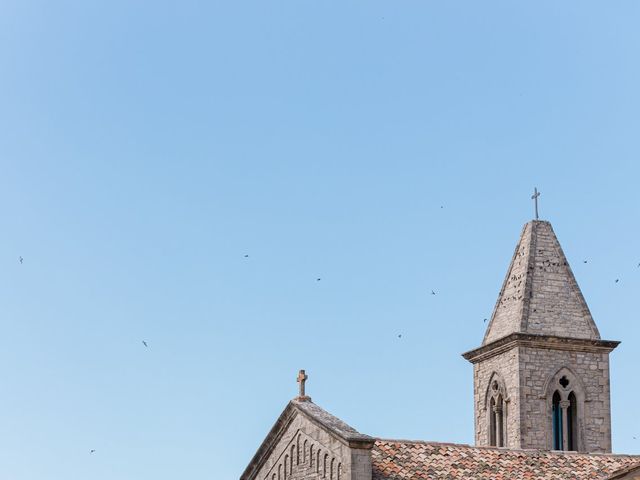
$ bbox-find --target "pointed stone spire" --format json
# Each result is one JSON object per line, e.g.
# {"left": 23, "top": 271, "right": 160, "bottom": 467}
{"left": 483, "top": 220, "right": 600, "bottom": 345}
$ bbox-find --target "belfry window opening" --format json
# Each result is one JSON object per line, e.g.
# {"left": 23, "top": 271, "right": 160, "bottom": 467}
{"left": 552, "top": 382, "right": 578, "bottom": 451}
{"left": 488, "top": 378, "right": 506, "bottom": 447}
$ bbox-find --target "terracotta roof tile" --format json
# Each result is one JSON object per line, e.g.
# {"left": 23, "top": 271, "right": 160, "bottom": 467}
{"left": 372, "top": 440, "right": 640, "bottom": 480}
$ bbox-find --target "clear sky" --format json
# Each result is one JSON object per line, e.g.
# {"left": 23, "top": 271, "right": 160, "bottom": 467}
{"left": 1, "top": 1, "right": 639, "bottom": 479}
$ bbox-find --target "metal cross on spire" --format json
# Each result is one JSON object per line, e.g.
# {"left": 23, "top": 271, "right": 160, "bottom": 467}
{"left": 296, "top": 369, "right": 311, "bottom": 401}
{"left": 531, "top": 187, "right": 541, "bottom": 220}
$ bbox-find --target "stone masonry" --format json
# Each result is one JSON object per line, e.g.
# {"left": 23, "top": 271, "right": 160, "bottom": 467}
{"left": 463, "top": 220, "right": 619, "bottom": 453}
{"left": 483, "top": 221, "right": 600, "bottom": 345}
{"left": 241, "top": 399, "right": 374, "bottom": 480}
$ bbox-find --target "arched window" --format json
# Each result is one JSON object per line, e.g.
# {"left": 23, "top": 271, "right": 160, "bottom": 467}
{"left": 310, "top": 445, "right": 314, "bottom": 468}
{"left": 489, "top": 397, "right": 496, "bottom": 446}
{"left": 552, "top": 391, "right": 563, "bottom": 450}
{"left": 284, "top": 455, "right": 289, "bottom": 479}
{"left": 303, "top": 440, "right": 308, "bottom": 464}
{"left": 290, "top": 445, "right": 294, "bottom": 472}
{"left": 495, "top": 395, "right": 504, "bottom": 447}
{"left": 547, "top": 370, "right": 583, "bottom": 452}
{"left": 567, "top": 392, "right": 577, "bottom": 451}
{"left": 486, "top": 374, "right": 507, "bottom": 447}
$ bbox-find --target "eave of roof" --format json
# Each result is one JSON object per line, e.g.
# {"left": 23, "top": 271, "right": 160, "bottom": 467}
{"left": 463, "top": 332, "right": 620, "bottom": 364}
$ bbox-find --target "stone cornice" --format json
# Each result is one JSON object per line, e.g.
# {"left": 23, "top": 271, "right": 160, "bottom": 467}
{"left": 462, "top": 333, "right": 620, "bottom": 364}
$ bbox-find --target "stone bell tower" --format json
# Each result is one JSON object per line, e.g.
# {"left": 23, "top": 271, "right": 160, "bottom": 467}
{"left": 463, "top": 219, "right": 619, "bottom": 453}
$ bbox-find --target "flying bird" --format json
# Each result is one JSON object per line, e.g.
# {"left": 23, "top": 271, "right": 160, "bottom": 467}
{"left": 142, "top": 341, "right": 148, "bottom": 347}
{"left": 583, "top": 260, "right": 588, "bottom": 264}
{"left": 90, "top": 450, "right": 96, "bottom": 454}
{"left": 316, "top": 278, "right": 321, "bottom": 281}
{"left": 18, "top": 256, "right": 23, "bottom": 264}
{"left": 397, "top": 334, "right": 402, "bottom": 338}
{"left": 431, "top": 290, "right": 436, "bottom": 295}
{"left": 483, "top": 318, "right": 488, "bottom": 323}
{"left": 244, "top": 254, "right": 249, "bottom": 258}
{"left": 615, "top": 279, "right": 619, "bottom": 283}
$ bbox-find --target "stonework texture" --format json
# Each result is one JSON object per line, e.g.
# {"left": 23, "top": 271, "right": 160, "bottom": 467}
{"left": 473, "top": 346, "right": 522, "bottom": 449}
{"left": 518, "top": 346, "right": 612, "bottom": 453}
{"left": 467, "top": 220, "right": 618, "bottom": 454}
{"left": 484, "top": 221, "right": 600, "bottom": 345}
{"left": 244, "top": 401, "right": 373, "bottom": 480}
{"left": 472, "top": 344, "right": 613, "bottom": 452}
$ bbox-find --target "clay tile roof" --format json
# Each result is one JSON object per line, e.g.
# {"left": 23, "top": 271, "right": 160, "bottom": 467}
{"left": 372, "top": 440, "right": 640, "bottom": 480}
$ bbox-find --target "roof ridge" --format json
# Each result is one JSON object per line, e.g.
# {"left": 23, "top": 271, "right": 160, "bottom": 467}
{"left": 481, "top": 222, "right": 529, "bottom": 345}
{"left": 373, "top": 438, "right": 640, "bottom": 458}
{"left": 519, "top": 219, "right": 539, "bottom": 333}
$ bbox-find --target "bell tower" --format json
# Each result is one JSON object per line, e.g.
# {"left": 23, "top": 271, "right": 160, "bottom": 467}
{"left": 463, "top": 220, "right": 619, "bottom": 453}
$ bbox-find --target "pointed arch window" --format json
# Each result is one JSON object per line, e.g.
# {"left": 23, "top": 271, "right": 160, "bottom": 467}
{"left": 552, "top": 391, "right": 563, "bottom": 450}
{"left": 549, "top": 372, "right": 581, "bottom": 451}
{"left": 486, "top": 374, "right": 507, "bottom": 447}
{"left": 567, "top": 392, "right": 577, "bottom": 451}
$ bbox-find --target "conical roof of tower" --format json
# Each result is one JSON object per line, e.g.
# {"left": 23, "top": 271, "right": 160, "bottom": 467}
{"left": 482, "top": 220, "right": 600, "bottom": 345}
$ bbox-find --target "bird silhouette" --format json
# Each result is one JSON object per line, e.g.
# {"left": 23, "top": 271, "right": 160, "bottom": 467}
{"left": 484, "top": 318, "right": 488, "bottom": 323}
{"left": 244, "top": 254, "right": 249, "bottom": 258}
{"left": 431, "top": 290, "right": 436, "bottom": 295}
{"left": 142, "top": 341, "right": 148, "bottom": 347}
{"left": 397, "top": 334, "right": 402, "bottom": 338}
{"left": 90, "top": 450, "right": 96, "bottom": 454}
{"left": 316, "top": 278, "right": 321, "bottom": 281}
{"left": 615, "top": 279, "right": 620, "bottom": 283}
{"left": 18, "top": 256, "right": 23, "bottom": 264}
{"left": 583, "top": 260, "right": 588, "bottom": 264}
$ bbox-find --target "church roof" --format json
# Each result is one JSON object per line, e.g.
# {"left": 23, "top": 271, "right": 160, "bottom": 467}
{"left": 482, "top": 220, "right": 601, "bottom": 345}
{"left": 372, "top": 439, "right": 640, "bottom": 480}
{"left": 240, "top": 399, "right": 374, "bottom": 480}
{"left": 293, "top": 399, "right": 374, "bottom": 446}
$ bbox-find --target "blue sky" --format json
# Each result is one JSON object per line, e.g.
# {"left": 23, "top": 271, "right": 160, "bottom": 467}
{"left": 1, "top": 1, "right": 639, "bottom": 479}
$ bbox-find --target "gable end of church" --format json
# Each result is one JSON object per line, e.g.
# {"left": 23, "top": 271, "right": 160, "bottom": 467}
{"left": 241, "top": 399, "right": 374, "bottom": 480}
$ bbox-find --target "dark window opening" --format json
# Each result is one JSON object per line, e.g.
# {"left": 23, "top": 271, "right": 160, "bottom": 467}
{"left": 567, "top": 392, "right": 577, "bottom": 451}
{"left": 552, "top": 391, "right": 563, "bottom": 450}
{"left": 489, "top": 397, "right": 496, "bottom": 446}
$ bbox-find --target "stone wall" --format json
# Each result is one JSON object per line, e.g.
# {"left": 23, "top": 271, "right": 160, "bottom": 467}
{"left": 253, "top": 410, "right": 371, "bottom": 480}
{"left": 473, "top": 346, "right": 521, "bottom": 449}
{"left": 518, "top": 346, "right": 612, "bottom": 453}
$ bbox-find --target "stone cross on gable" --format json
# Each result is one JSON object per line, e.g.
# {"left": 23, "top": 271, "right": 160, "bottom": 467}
{"left": 296, "top": 369, "right": 311, "bottom": 401}
{"left": 531, "top": 187, "right": 541, "bottom": 220}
